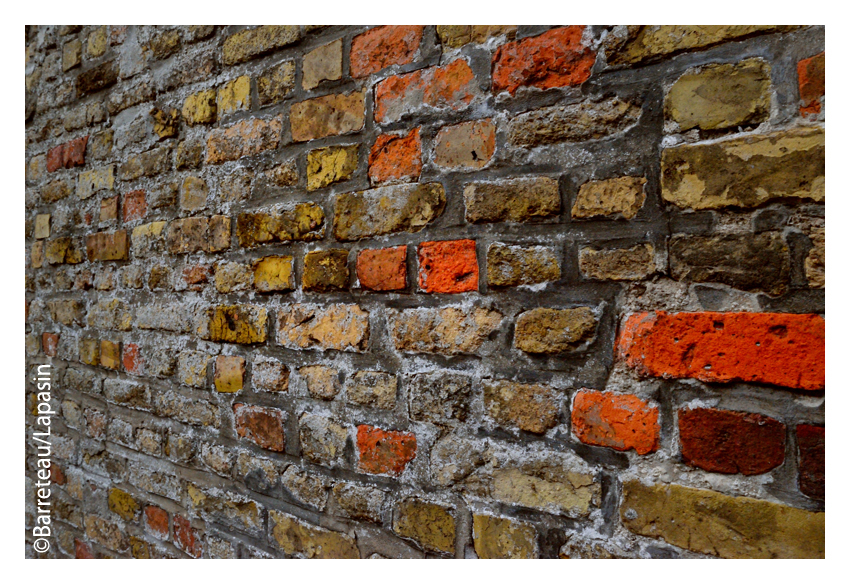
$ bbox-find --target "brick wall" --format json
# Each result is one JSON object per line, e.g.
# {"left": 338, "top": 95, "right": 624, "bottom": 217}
{"left": 25, "top": 25, "right": 825, "bottom": 559}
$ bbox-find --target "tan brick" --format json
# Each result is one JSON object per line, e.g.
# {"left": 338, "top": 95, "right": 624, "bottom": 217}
{"left": 303, "top": 40, "right": 342, "bottom": 90}
{"left": 278, "top": 304, "right": 369, "bottom": 352}
{"left": 333, "top": 183, "right": 445, "bottom": 241}
{"left": 86, "top": 231, "right": 129, "bottom": 261}
{"left": 514, "top": 307, "right": 597, "bottom": 354}
{"left": 472, "top": 514, "right": 537, "bottom": 559}
{"left": 572, "top": 175, "right": 646, "bottom": 220}
{"left": 215, "top": 356, "right": 245, "bottom": 393}
{"left": 579, "top": 243, "right": 656, "bottom": 281}
{"left": 390, "top": 306, "right": 502, "bottom": 355}
{"left": 483, "top": 380, "right": 559, "bottom": 434}
{"left": 665, "top": 59, "right": 771, "bottom": 131}
{"left": 257, "top": 61, "right": 295, "bottom": 106}
{"left": 662, "top": 128, "right": 824, "bottom": 210}
{"left": 464, "top": 177, "right": 560, "bottom": 224}
{"left": 222, "top": 26, "right": 301, "bottom": 65}
{"left": 34, "top": 214, "right": 50, "bottom": 239}
{"left": 182, "top": 89, "right": 217, "bottom": 126}
{"left": 252, "top": 255, "right": 295, "bottom": 292}
{"left": 346, "top": 371, "right": 397, "bottom": 409}
{"left": 487, "top": 243, "right": 560, "bottom": 286}
{"left": 77, "top": 166, "right": 114, "bottom": 200}
{"left": 206, "top": 117, "right": 283, "bottom": 164}
{"left": 621, "top": 481, "right": 824, "bottom": 558}
{"left": 269, "top": 510, "right": 359, "bottom": 558}
{"left": 290, "top": 91, "right": 366, "bottom": 142}
{"left": 235, "top": 204, "right": 324, "bottom": 248}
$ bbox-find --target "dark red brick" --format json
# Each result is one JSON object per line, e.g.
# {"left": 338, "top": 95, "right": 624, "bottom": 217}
{"left": 47, "top": 136, "right": 89, "bottom": 172}
{"left": 144, "top": 505, "right": 169, "bottom": 539}
{"left": 368, "top": 128, "right": 421, "bottom": 185}
{"left": 233, "top": 403, "right": 285, "bottom": 452}
{"left": 173, "top": 515, "right": 202, "bottom": 558}
{"left": 797, "top": 424, "right": 824, "bottom": 500}
{"left": 122, "top": 190, "right": 147, "bottom": 222}
{"left": 678, "top": 408, "right": 786, "bottom": 475}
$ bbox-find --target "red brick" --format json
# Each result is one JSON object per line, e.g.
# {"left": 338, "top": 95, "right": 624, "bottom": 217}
{"left": 350, "top": 26, "right": 424, "bottom": 78}
{"left": 357, "top": 246, "right": 407, "bottom": 292}
{"left": 42, "top": 332, "right": 59, "bottom": 357}
{"left": 418, "top": 239, "right": 478, "bottom": 294}
{"left": 798, "top": 52, "right": 825, "bottom": 116}
{"left": 375, "top": 59, "right": 478, "bottom": 124}
{"left": 618, "top": 312, "right": 825, "bottom": 391}
{"left": 797, "top": 424, "right": 824, "bottom": 499}
{"left": 678, "top": 408, "right": 786, "bottom": 475}
{"left": 492, "top": 26, "right": 595, "bottom": 95}
{"left": 571, "top": 390, "right": 659, "bottom": 455}
{"left": 46, "top": 136, "right": 89, "bottom": 172}
{"left": 52, "top": 464, "right": 66, "bottom": 485}
{"left": 122, "top": 190, "right": 147, "bottom": 222}
{"left": 369, "top": 128, "right": 422, "bottom": 185}
{"left": 357, "top": 424, "right": 416, "bottom": 476}
{"left": 173, "top": 515, "right": 202, "bottom": 558}
{"left": 233, "top": 403, "right": 285, "bottom": 452}
{"left": 183, "top": 265, "right": 210, "bottom": 290}
{"left": 144, "top": 505, "right": 169, "bottom": 539}
{"left": 122, "top": 343, "right": 143, "bottom": 375}
{"left": 74, "top": 538, "right": 94, "bottom": 559}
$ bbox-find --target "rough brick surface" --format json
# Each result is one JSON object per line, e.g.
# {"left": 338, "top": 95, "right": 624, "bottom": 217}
{"left": 679, "top": 408, "right": 786, "bottom": 475}
{"left": 350, "top": 26, "right": 424, "bottom": 78}
{"left": 357, "top": 425, "right": 416, "bottom": 476}
{"left": 796, "top": 425, "right": 825, "bottom": 499}
{"left": 619, "top": 312, "right": 825, "bottom": 390}
{"left": 492, "top": 27, "right": 595, "bottom": 95}
{"left": 417, "top": 240, "right": 478, "bottom": 293}
{"left": 572, "top": 390, "right": 659, "bottom": 454}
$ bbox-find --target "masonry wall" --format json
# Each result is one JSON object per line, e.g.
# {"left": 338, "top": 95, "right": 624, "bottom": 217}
{"left": 25, "top": 25, "right": 825, "bottom": 559}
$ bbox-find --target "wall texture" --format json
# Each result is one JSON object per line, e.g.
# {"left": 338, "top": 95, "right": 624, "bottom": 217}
{"left": 25, "top": 25, "right": 825, "bottom": 559}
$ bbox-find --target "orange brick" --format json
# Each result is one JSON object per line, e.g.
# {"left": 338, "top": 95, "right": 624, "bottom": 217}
{"left": 350, "top": 26, "right": 424, "bottom": 78}
{"left": 357, "top": 424, "right": 416, "bottom": 476}
{"left": 369, "top": 127, "right": 422, "bottom": 185}
{"left": 618, "top": 312, "right": 825, "bottom": 391}
{"left": 492, "top": 26, "right": 595, "bottom": 95}
{"left": 122, "top": 190, "right": 147, "bottom": 222}
{"left": 357, "top": 246, "right": 407, "bottom": 291}
{"left": 798, "top": 52, "right": 825, "bottom": 115}
{"left": 418, "top": 239, "right": 478, "bottom": 293}
{"left": 572, "top": 390, "right": 659, "bottom": 455}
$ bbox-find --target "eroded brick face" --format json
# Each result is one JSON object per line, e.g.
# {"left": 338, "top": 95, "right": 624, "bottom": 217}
{"left": 357, "top": 425, "right": 416, "bottom": 476}
{"left": 25, "top": 25, "right": 824, "bottom": 560}
{"left": 492, "top": 26, "right": 595, "bottom": 95}
{"left": 418, "top": 239, "right": 478, "bottom": 293}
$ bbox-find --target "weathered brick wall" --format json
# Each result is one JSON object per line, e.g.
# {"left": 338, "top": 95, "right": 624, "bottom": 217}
{"left": 25, "top": 25, "right": 825, "bottom": 559}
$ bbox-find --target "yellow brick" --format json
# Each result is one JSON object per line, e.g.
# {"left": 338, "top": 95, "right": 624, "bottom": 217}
{"left": 252, "top": 256, "right": 294, "bottom": 292}
{"left": 182, "top": 89, "right": 217, "bottom": 126}
{"left": 87, "top": 26, "right": 108, "bottom": 58}
{"left": 217, "top": 76, "right": 252, "bottom": 115}
{"left": 100, "top": 340, "right": 121, "bottom": 370}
